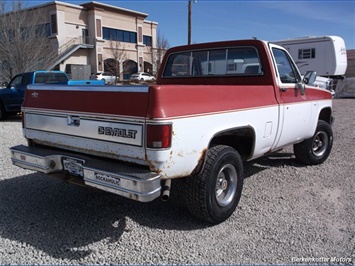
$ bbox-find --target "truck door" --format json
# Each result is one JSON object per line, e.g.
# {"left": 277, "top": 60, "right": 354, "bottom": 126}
{"left": 2, "top": 73, "right": 28, "bottom": 112}
{"left": 270, "top": 44, "right": 313, "bottom": 149}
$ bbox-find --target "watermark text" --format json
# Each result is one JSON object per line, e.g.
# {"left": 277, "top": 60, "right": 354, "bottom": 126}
{"left": 291, "top": 257, "right": 352, "bottom": 264}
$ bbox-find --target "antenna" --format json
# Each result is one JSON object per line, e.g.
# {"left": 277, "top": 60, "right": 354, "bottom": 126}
{"left": 188, "top": 0, "right": 197, "bottom": 45}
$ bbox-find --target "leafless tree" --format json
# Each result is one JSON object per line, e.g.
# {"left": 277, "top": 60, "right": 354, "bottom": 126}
{"left": 146, "top": 30, "right": 169, "bottom": 76}
{"left": 106, "top": 39, "right": 127, "bottom": 82}
{"left": 0, "top": 0, "right": 52, "bottom": 81}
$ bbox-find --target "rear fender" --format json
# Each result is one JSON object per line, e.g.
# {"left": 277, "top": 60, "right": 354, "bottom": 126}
{"left": 192, "top": 126, "right": 255, "bottom": 175}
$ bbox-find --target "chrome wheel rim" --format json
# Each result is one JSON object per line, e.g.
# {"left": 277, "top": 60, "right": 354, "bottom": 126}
{"left": 312, "top": 131, "right": 328, "bottom": 157}
{"left": 215, "top": 164, "right": 238, "bottom": 207}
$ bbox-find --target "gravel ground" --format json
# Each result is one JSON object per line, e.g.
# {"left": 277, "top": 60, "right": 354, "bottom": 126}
{"left": 0, "top": 98, "right": 354, "bottom": 265}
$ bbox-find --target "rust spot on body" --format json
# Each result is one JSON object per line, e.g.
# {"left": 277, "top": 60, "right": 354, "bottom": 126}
{"left": 190, "top": 148, "right": 207, "bottom": 175}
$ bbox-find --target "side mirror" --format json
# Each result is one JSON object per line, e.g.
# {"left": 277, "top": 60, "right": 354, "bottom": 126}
{"left": 2, "top": 81, "right": 8, "bottom": 87}
{"left": 303, "top": 71, "right": 317, "bottom": 85}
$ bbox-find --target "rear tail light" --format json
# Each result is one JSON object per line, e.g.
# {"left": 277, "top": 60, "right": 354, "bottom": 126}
{"left": 146, "top": 124, "right": 172, "bottom": 149}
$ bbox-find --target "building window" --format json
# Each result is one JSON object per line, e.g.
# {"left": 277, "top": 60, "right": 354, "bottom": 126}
{"left": 298, "top": 48, "right": 316, "bottom": 59}
{"left": 130, "top": 32, "right": 137, "bottom": 43}
{"left": 102, "top": 27, "right": 137, "bottom": 44}
{"left": 50, "top": 14, "right": 57, "bottom": 34}
{"left": 117, "top": 30, "right": 123, "bottom": 42}
{"left": 15, "top": 23, "right": 50, "bottom": 40}
{"left": 143, "top": 35, "right": 152, "bottom": 46}
{"left": 36, "top": 23, "right": 51, "bottom": 37}
{"left": 96, "top": 19, "right": 102, "bottom": 37}
{"left": 110, "top": 28, "right": 117, "bottom": 40}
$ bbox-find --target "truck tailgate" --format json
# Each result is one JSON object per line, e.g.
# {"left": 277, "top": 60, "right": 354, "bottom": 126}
{"left": 22, "top": 84, "right": 150, "bottom": 164}
{"left": 24, "top": 84, "right": 149, "bottom": 116}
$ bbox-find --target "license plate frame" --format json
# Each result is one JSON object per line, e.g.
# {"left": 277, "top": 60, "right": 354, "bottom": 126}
{"left": 62, "top": 157, "right": 85, "bottom": 177}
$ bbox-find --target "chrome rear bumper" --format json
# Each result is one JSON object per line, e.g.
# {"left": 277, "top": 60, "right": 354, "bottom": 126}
{"left": 10, "top": 145, "right": 161, "bottom": 202}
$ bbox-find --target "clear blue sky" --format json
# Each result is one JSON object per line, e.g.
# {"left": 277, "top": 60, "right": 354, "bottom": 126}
{"left": 28, "top": 0, "right": 355, "bottom": 49}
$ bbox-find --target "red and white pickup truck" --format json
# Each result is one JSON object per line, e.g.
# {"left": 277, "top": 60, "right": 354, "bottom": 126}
{"left": 10, "top": 39, "right": 334, "bottom": 224}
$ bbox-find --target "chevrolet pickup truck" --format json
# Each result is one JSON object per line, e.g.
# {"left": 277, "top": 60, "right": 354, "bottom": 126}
{"left": 10, "top": 39, "right": 334, "bottom": 224}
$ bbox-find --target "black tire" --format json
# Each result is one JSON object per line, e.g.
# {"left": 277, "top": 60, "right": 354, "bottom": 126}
{"left": 0, "top": 100, "right": 6, "bottom": 120}
{"left": 294, "top": 120, "right": 333, "bottom": 165}
{"left": 185, "top": 145, "right": 244, "bottom": 224}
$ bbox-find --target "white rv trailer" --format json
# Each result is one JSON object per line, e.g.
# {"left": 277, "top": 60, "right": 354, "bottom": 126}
{"left": 273, "top": 36, "right": 347, "bottom": 78}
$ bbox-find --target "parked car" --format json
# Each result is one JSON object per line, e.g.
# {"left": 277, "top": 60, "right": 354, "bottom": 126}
{"left": 90, "top": 72, "right": 118, "bottom": 84}
{"left": 130, "top": 72, "right": 155, "bottom": 82}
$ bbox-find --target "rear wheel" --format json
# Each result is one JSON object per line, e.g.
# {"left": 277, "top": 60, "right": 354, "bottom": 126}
{"left": 185, "top": 145, "right": 244, "bottom": 224}
{"left": 294, "top": 120, "right": 333, "bottom": 165}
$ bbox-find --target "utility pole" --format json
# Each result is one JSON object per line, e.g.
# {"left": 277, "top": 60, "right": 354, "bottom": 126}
{"left": 188, "top": 0, "right": 196, "bottom": 45}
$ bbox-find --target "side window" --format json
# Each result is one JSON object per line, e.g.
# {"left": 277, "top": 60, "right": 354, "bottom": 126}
{"left": 273, "top": 48, "right": 300, "bottom": 84}
{"left": 9, "top": 75, "right": 23, "bottom": 87}
{"left": 51, "top": 14, "right": 57, "bottom": 34}
{"left": 164, "top": 52, "right": 191, "bottom": 76}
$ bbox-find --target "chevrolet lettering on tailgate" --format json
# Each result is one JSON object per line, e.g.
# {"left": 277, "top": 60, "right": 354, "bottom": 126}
{"left": 98, "top": 126, "right": 137, "bottom": 139}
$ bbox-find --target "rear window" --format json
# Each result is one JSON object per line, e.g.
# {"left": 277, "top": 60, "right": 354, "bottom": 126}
{"left": 34, "top": 73, "right": 68, "bottom": 83}
{"left": 163, "top": 46, "right": 263, "bottom": 77}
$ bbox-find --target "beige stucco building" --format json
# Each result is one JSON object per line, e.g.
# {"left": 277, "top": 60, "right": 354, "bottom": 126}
{"left": 34, "top": 1, "right": 158, "bottom": 79}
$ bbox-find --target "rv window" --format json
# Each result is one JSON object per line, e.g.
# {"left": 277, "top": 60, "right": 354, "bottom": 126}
{"left": 298, "top": 48, "right": 316, "bottom": 59}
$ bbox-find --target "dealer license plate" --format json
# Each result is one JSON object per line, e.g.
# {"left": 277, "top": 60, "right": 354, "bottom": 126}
{"left": 62, "top": 157, "right": 84, "bottom": 176}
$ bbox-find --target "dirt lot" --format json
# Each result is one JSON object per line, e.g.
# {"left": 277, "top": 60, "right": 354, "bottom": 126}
{"left": 0, "top": 98, "right": 354, "bottom": 264}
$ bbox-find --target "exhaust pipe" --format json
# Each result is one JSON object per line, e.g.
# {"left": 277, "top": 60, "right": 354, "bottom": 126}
{"left": 161, "top": 179, "right": 171, "bottom": 201}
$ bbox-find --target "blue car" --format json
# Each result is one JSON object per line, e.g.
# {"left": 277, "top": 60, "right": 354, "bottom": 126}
{"left": 0, "top": 71, "right": 69, "bottom": 120}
